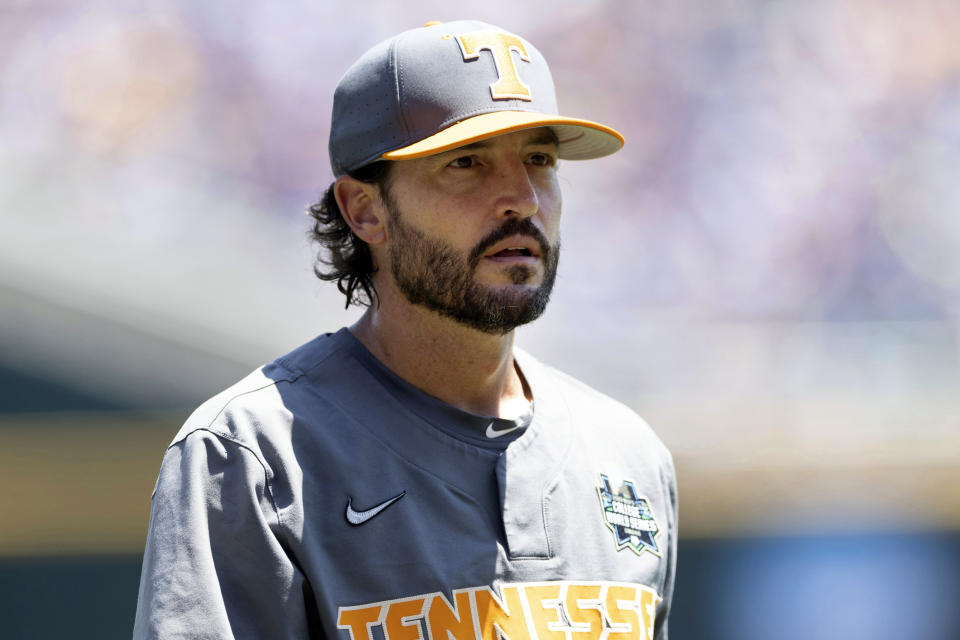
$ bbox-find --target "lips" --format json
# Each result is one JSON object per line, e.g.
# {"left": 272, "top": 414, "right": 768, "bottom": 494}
{"left": 469, "top": 219, "right": 551, "bottom": 266}
{"left": 483, "top": 235, "right": 543, "bottom": 261}
{"left": 492, "top": 247, "right": 533, "bottom": 258}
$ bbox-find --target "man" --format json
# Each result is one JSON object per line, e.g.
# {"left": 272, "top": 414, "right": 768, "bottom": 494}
{"left": 134, "top": 20, "right": 677, "bottom": 640}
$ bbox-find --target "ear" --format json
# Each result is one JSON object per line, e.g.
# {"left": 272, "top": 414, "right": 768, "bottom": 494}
{"left": 334, "top": 176, "right": 387, "bottom": 245}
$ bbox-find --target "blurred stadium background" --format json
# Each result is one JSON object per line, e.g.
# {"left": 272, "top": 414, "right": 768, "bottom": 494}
{"left": 2, "top": 1, "right": 959, "bottom": 638}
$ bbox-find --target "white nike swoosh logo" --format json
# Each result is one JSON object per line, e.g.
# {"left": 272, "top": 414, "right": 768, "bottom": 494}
{"left": 485, "top": 421, "right": 522, "bottom": 439}
{"left": 345, "top": 491, "right": 406, "bottom": 526}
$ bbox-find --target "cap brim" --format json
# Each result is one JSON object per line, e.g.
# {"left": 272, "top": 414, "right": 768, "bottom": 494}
{"left": 380, "top": 111, "right": 624, "bottom": 162}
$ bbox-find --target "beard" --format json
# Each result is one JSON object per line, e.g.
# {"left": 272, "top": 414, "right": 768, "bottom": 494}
{"left": 382, "top": 196, "right": 560, "bottom": 335}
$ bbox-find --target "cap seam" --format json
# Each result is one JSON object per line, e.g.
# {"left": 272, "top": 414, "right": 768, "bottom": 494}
{"left": 391, "top": 31, "right": 411, "bottom": 143}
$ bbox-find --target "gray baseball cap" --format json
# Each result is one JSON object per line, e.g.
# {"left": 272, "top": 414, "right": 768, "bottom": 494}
{"left": 329, "top": 20, "right": 624, "bottom": 176}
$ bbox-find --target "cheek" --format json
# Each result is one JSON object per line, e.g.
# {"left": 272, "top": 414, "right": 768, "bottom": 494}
{"left": 408, "top": 199, "right": 481, "bottom": 254}
{"left": 538, "top": 179, "right": 563, "bottom": 237}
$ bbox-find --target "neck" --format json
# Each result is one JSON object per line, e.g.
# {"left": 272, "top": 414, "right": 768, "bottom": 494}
{"left": 349, "top": 284, "right": 531, "bottom": 419}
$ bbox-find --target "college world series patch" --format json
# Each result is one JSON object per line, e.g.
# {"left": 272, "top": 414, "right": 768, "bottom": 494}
{"left": 596, "top": 474, "right": 662, "bottom": 557}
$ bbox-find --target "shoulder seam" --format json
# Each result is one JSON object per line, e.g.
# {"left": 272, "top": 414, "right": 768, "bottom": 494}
{"left": 170, "top": 377, "right": 292, "bottom": 449}
{"left": 174, "top": 427, "right": 285, "bottom": 531}
{"left": 169, "top": 377, "right": 294, "bottom": 530}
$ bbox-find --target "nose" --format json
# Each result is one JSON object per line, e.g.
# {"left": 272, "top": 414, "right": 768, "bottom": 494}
{"left": 494, "top": 155, "right": 539, "bottom": 219}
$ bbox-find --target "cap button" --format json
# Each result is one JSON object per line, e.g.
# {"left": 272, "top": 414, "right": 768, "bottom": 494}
{"left": 423, "top": 21, "right": 443, "bottom": 27}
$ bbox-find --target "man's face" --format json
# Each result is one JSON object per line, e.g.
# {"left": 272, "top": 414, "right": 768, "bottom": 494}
{"left": 378, "top": 128, "right": 563, "bottom": 335}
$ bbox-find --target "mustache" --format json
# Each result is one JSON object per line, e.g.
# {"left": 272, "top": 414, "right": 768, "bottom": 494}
{"left": 468, "top": 218, "right": 552, "bottom": 267}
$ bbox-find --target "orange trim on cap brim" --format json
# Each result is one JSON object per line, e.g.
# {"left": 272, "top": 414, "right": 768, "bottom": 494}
{"left": 380, "top": 111, "right": 624, "bottom": 161}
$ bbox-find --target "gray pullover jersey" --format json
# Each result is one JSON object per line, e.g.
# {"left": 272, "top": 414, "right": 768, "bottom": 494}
{"left": 134, "top": 329, "right": 677, "bottom": 639}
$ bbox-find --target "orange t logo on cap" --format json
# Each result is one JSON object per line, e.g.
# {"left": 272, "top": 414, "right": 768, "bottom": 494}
{"left": 455, "top": 30, "right": 533, "bottom": 101}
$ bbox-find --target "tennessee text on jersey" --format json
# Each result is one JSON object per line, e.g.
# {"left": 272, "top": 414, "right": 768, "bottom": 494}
{"left": 338, "top": 581, "right": 662, "bottom": 640}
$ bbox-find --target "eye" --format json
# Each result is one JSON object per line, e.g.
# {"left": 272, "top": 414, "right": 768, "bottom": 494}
{"left": 527, "top": 152, "right": 557, "bottom": 167}
{"left": 448, "top": 155, "right": 477, "bottom": 169}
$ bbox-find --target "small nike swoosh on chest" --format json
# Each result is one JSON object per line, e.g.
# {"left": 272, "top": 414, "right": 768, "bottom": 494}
{"left": 345, "top": 491, "right": 406, "bottom": 525}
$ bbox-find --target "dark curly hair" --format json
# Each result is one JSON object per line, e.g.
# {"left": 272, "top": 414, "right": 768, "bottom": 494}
{"left": 307, "top": 161, "right": 393, "bottom": 308}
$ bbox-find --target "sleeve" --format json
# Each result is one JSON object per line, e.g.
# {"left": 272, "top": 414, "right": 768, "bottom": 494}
{"left": 654, "top": 451, "right": 678, "bottom": 640}
{"left": 133, "top": 429, "right": 310, "bottom": 639}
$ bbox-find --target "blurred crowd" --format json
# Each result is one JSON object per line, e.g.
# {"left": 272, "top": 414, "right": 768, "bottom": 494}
{"left": 4, "top": 0, "right": 959, "bottom": 323}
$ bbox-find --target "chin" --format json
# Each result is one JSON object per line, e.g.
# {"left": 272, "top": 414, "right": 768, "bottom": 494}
{"left": 479, "top": 265, "right": 541, "bottom": 287}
